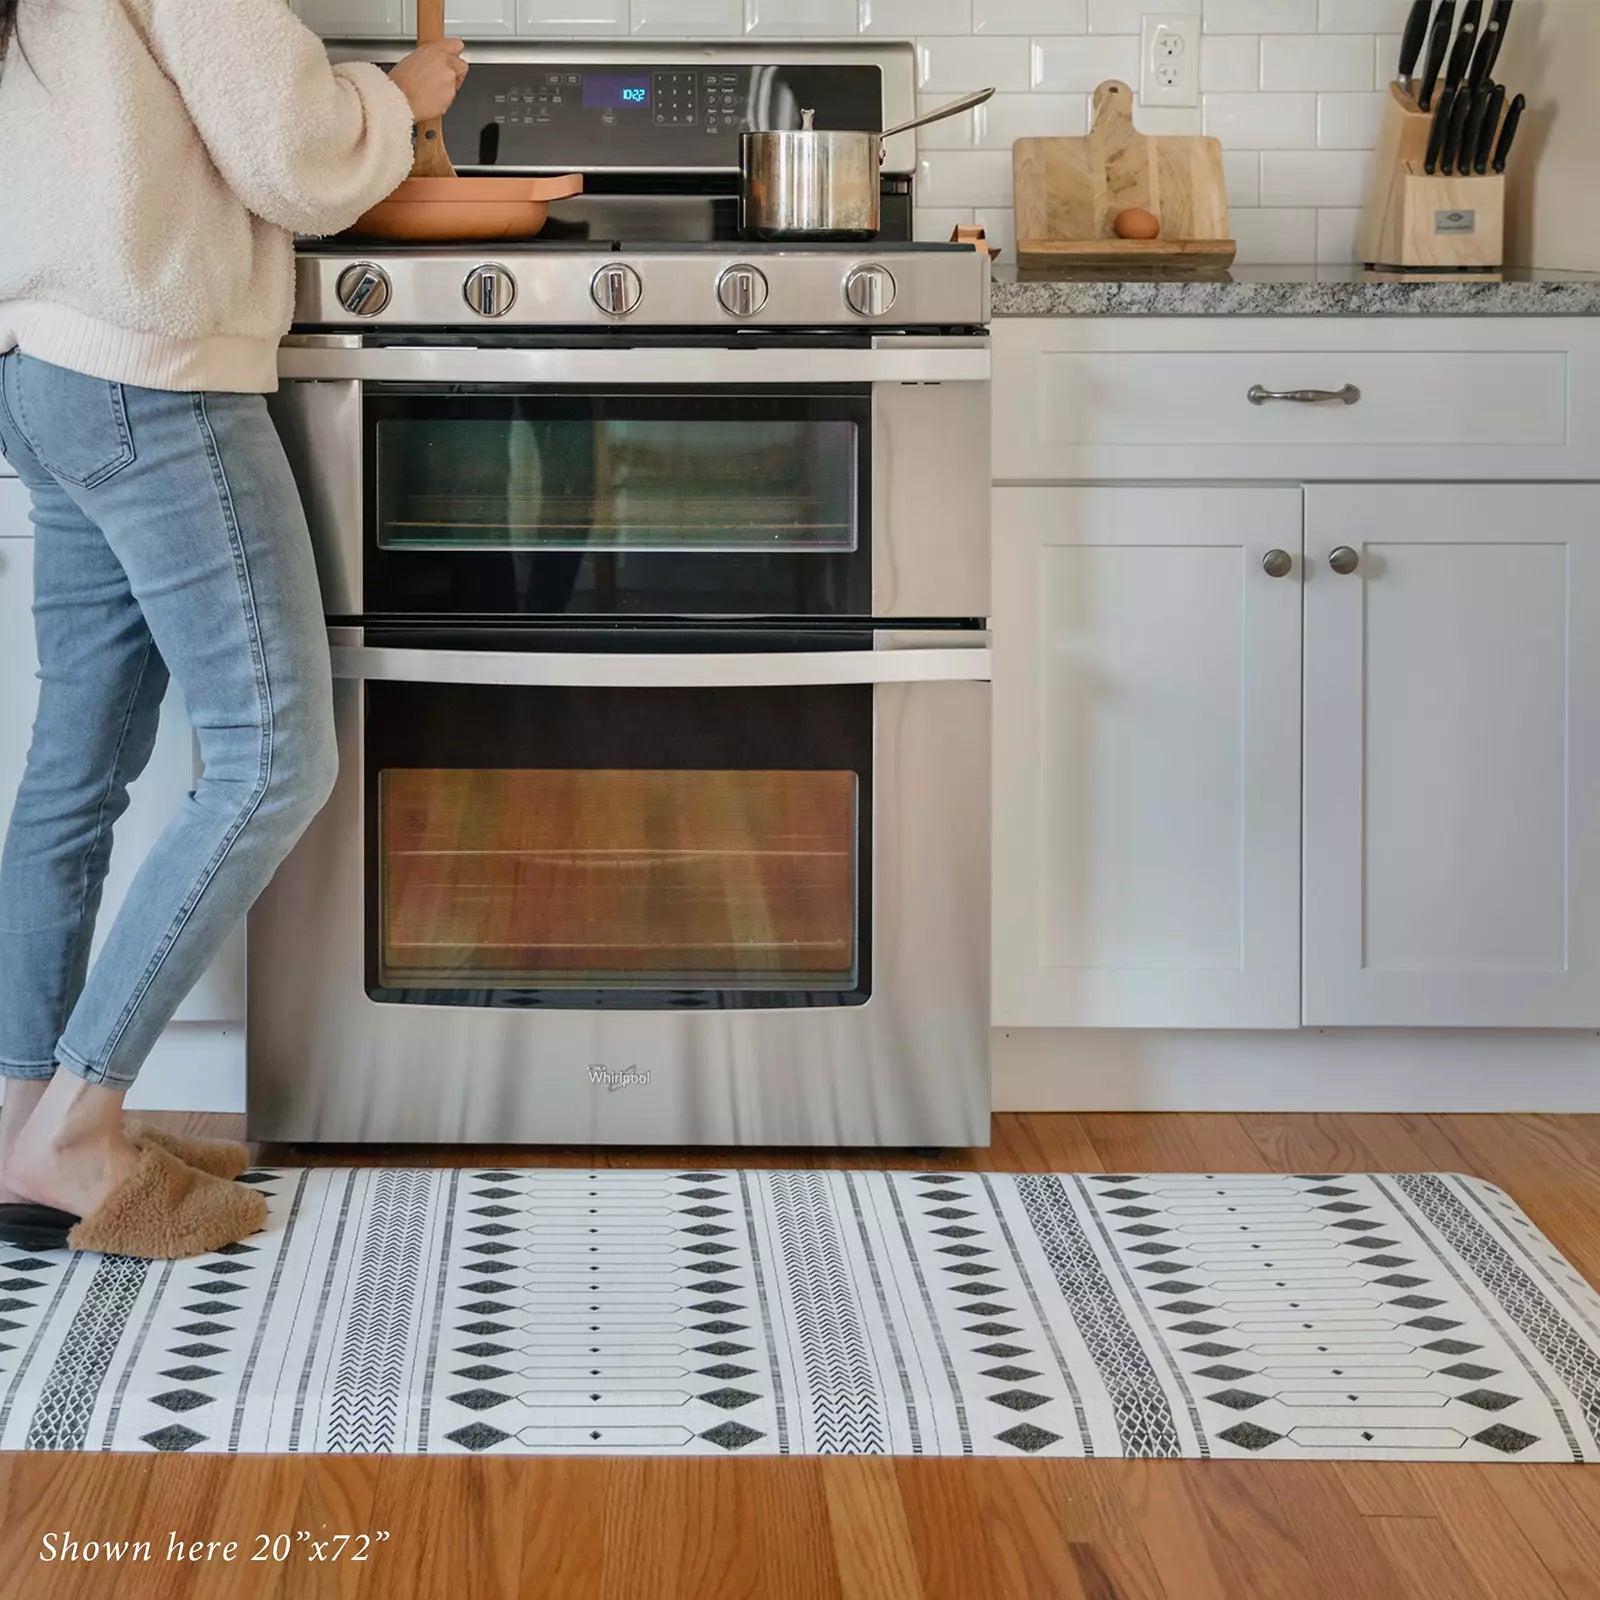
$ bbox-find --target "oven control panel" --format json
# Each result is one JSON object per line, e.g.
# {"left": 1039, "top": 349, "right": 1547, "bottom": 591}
{"left": 441, "top": 61, "right": 882, "bottom": 170}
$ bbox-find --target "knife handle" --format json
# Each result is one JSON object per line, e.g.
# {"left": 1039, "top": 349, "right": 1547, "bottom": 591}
{"left": 1492, "top": 92, "right": 1525, "bottom": 173}
{"left": 1398, "top": 0, "right": 1433, "bottom": 86}
{"left": 1418, "top": 0, "right": 1456, "bottom": 110}
{"left": 1474, "top": 83, "right": 1505, "bottom": 173}
{"left": 1441, "top": 85, "right": 1472, "bottom": 174}
{"left": 1460, "top": 85, "right": 1492, "bottom": 175}
{"left": 1425, "top": 86, "right": 1456, "bottom": 175}
{"left": 1482, "top": 0, "right": 1514, "bottom": 80}
{"left": 1445, "top": 0, "right": 1483, "bottom": 92}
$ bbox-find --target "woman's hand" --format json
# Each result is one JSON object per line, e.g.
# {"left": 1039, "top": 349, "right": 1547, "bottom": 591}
{"left": 391, "top": 39, "right": 468, "bottom": 123}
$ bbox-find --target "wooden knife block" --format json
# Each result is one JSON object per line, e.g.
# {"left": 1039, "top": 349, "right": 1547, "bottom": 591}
{"left": 1358, "top": 83, "right": 1506, "bottom": 271}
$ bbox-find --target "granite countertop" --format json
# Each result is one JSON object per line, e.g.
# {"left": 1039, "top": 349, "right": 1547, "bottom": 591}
{"left": 989, "top": 265, "right": 1600, "bottom": 317}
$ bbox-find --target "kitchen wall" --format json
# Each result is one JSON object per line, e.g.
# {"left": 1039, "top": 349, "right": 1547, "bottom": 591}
{"left": 365, "top": 0, "right": 1432, "bottom": 265}
{"left": 1493, "top": 0, "right": 1600, "bottom": 272}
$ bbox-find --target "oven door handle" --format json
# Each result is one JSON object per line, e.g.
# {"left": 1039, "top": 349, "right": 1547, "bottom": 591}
{"left": 276, "top": 344, "right": 989, "bottom": 385}
{"left": 330, "top": 644, "right": 991, "bottom": 688}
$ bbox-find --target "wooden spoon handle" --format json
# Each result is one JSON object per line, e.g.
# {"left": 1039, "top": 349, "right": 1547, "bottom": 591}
{"left": 409, "top": 0, "right": 455, "bottom": 178}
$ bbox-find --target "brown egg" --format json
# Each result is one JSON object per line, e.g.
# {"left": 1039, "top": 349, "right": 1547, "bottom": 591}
{"left": 1114, "top": 207, "right": 1161, "bottom": 240}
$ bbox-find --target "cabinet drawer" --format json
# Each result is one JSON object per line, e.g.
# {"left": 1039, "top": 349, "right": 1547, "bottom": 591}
{"left": 994, "top": 318, "right": 1600, "bottom": 482}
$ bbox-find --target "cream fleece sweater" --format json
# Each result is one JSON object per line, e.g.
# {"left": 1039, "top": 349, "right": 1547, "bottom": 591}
{"left": 0, "top": 0, "right": 415, "bottom": 393}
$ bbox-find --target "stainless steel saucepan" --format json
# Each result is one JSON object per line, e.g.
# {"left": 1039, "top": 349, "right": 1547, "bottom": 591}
{"left": 740, "top": 88, "right": 996, "bottom": 241}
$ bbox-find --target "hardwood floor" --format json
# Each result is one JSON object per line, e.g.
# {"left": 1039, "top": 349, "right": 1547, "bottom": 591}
{"left": 5, "top": 1112, "right": 1600, "bottom": 1600}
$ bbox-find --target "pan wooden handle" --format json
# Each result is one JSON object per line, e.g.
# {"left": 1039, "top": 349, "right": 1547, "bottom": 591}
{"left": 409, "top": 0, "right": 455, "bottom": 179}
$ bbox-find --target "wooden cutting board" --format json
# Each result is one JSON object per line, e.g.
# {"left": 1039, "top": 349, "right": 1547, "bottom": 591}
{"left": 1014, "top": 80, "right": 1235, "bottom": 272}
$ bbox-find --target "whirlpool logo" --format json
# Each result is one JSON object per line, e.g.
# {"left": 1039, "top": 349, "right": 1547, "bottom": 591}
{"left": 588, "top": 1064, "right": 652, "bottom": 1091}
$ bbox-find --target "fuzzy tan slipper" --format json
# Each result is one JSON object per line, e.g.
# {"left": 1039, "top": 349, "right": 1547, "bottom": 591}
{"left": 66, "top": 1144, "right": 267, "bottom": 1259}
{"left": 127, "top": 1122, "right": 252, "bottom": 1180}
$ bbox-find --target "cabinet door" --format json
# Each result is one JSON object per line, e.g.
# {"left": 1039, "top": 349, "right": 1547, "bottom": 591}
{"left": 993, "top": 487, "right": 1304, "bottom": 1028}
{"left": 450, "top": 0, "right": 516, "bottom": 32}
{"left": 1304, "top": 484, "right": 1600, "bottom": 1026}
{"left": 294, "top": 0, "right": 408, "bottom": 37}
{"left": 0, "top": 480, "right": 242, "bottom": 1027}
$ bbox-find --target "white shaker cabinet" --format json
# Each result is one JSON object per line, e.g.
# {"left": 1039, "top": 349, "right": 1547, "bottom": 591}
{"left": 295, "top": 0, "right": 519, "bottom": 35}
{"left": 293, "top": 0, "right": 409, "bottom": 37}
{"left": 0, "top": 478, "right": 242, "bottom": 1029}
{"left": 1303, "top": 484, "right": 1600, "bottom": 1028}
{"left": 992, "top": 486, "right": 1304, "bottom": 1030}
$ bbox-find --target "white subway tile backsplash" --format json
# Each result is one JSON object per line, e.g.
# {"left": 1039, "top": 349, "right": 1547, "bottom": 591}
{"left": 1088, "top": 0, "right": 1198, "bottom": 32}
{"left": 1205, "top": 0, "right": 1315, "bottom": 34}
{"left": 1260, "top": 32, "right": 1373, "bottom": 91}
{"left": 916, "top": 150, "right": 1017, "bottom": 206}
{"left": 744, "top": 0, "right": 854, "bottom": 33}
{"left": 1260, "top": 147, "right": 1371, "bottom": 206}
{"left": 919, "top": 34, "right": 1032, "bottom": 91}
{"left": 973, "top": 0, "right": 1087, "bottom": 33}
{"left": 630, "top": 0, "right": 740, "bottom": 33}
{"left": 1204, "top": 92, "right": 1317, "bottom": 148}
{"left": 1315, "top": 206, "right": 1363, "bottom": 262}
{"left": 913, "top": 206, "right": 975, "bottom": 241}
{"left": 303, "top": 0, "right": 1409, "bottom": 265}
{"left": 976, "top": 92, "right": 1089, "bottom": 146}
{"left": 1228, "top": 206, "right": 1318, "bottom": 260}
{"left": 1223, "top": 148, "right": 1261, "bottom": 206}
{"left": 1317, "top": 90, "right": 1386, "bottom": 148}
{"left": 858, "top": 0, "right": 970, "bottom": 34}
{"left": 1317, "top": 0, "right": 1412, "bottom": 30}
{"left": 1031, "top": 34, "right": 1140, "bottom": 92}
{"left": 1201, "top": 34, "right": 1259, "bottom": 91}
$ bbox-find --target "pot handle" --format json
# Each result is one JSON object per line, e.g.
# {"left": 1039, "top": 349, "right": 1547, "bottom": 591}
{"left": 880, "top": 87, "right": 995, "bottom": 144}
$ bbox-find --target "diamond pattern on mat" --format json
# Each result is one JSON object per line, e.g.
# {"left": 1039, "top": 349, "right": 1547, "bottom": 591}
{"left": 996, "top": 1424, "right": 1061, "bottom": 1453}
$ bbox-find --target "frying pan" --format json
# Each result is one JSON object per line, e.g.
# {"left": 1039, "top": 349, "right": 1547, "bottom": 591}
{"left": 344, "top": 0, "right": 583, "bottom": 243}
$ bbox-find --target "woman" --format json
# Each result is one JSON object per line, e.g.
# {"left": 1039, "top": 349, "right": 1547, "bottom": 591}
{"left": 0, "top": 2, "right": 467, "bottom": 1257}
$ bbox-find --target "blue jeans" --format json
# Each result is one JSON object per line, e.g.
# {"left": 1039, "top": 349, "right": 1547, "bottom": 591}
{"left": 0, "top": 353, "right": 335, "bottom": 1091}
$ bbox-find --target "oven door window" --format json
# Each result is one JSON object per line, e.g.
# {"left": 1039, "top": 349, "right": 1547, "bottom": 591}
{"left": 365, "top": 680, "right": 871, "bottom": 1008}
{"left": 363, "top": 388, "right": 872, "bottom": 618}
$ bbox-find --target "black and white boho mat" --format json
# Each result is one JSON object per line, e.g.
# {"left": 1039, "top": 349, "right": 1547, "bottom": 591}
{"left": 1, "top": 1168, "right": 1597, "bottom": 1460}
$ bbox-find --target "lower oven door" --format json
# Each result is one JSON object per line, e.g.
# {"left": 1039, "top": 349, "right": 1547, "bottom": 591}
{"left": 247, "top": 638, "right": 990, "bottom": 1147}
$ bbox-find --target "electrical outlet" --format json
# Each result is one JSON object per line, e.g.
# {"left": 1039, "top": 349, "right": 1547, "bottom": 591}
{"left": 1141, "top": 14, "right": 1200, "bottom": 108}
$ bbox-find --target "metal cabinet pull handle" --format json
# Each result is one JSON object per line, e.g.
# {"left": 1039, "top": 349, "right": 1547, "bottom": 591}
{"left": 1262, "top": 549, "right": 1293, "bottom": 579}
{"left": 1329, "top": 546, "right": 1360, "bottom": 575}
{"left": 1248, "top": 383, "right": 1361, "bottom": 406}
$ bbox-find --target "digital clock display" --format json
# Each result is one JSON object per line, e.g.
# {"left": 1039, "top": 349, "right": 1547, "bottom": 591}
{"left": 582, "top": 75, "right": 651, "bottom": 110}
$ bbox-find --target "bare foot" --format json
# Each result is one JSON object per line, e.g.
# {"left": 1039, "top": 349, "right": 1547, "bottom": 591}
{"left": 0, "top": 1077, "right": 51, "bottom": 1205}
{"left": 0, "top": 1072, "right": 141, "bottom": 1220}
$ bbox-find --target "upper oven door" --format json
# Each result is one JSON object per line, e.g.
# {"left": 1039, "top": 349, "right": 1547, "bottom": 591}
{"left": 270, "top": 338, "right": 990, "bottom": 622}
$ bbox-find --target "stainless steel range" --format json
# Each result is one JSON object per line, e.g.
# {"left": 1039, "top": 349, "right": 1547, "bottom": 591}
{"left": 250, "top": 41, "right": 992, "bottom": 1149}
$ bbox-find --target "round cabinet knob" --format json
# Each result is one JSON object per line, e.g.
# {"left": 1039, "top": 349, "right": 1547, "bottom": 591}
{"left": 463, "top": 264, "right": 516, "bottom": 318}
{"left": 1262, "top": 549, "right": 1293, "bottom": 579}
{"left": 844, "top": 264, "right": 897, "bottom": 318}
{"left": 591, "top": 262, "right": 644, "bottom": 318}
{"left": 717, "top": 264, "right": 769, "bottom": 319}
{"left": 336, "top": 262, "right": 391, "bottom": 317}
{"left": 1329, "top": 546, "right": 1361, "bottom": 575}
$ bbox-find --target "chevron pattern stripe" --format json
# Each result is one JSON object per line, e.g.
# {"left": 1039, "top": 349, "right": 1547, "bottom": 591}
{"left": 0, "top": 1167, "right": 1596, "bottom": 1460}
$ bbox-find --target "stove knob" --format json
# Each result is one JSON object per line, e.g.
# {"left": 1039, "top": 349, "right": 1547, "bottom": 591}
{"left": 463, "top": 263, "right": 516, "bottom": 318}
{"left": 844, "top": 264, "right": 897, "bottom": 319}
{"left": 336, "top": 262, "right": 391, "bottom": 317}
{"left": 717, "top": 264, "right": 769, "bottom": 318}
{"left": 591, "top": 262, "right": 644, "bottom": 317}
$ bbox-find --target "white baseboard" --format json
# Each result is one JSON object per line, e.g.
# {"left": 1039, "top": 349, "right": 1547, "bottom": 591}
{"left": 994, "top": 1028, "right": 1600, "bottom": 1113}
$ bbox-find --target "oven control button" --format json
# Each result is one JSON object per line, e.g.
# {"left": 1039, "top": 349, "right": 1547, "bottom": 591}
{"left": 335, "top": 262, "right": 391, "bottom": 317}
{"left": 844, "top": 264, "right": 897, "bottom": 318}
{"left": 716, "top": 264, "right": 769, "bottom": 318}
{"left": 591, "top": 262, "right": 644, "bottom": 317}
{"left": 463, "top": 264, "right": 517, "bottom": 318}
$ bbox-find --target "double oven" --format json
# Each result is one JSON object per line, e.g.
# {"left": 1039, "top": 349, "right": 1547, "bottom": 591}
{"left": 251, "top": 313, "right": 991, "bottom": 1148}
